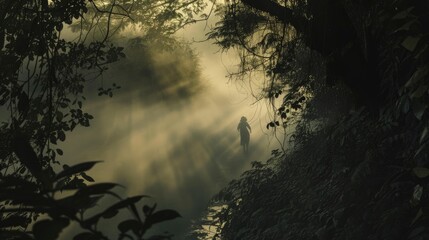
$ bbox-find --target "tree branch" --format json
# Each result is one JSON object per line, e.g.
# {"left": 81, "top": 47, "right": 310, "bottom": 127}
{"left": 240, "top": 0, "right": 307, "bottom": 33}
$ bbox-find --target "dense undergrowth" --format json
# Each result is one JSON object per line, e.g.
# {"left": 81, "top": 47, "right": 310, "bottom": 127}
{"left": 190, "top": 0, "right": 429, "bottom": 239}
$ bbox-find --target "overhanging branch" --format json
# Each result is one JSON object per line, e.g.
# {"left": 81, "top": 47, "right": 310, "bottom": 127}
{"left": 241, "top": 0, "right": 307, "bottom": 33}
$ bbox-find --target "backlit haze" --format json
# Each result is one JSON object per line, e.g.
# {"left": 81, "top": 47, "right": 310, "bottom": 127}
{"left": 59, "top": 14, "right": 280, "bottom": 239}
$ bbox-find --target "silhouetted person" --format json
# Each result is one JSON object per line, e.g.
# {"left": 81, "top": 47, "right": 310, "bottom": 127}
{"left": 237, "top": 116, "right": 251, "bottom": 153}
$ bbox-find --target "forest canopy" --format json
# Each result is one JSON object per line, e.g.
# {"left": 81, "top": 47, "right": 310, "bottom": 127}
{"left": 2, "top": 0, "right": 429, "bottom": 239}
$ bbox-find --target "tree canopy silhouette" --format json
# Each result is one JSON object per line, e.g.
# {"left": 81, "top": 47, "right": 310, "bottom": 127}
{"left": 0, "top": 0, "right": 206, "bottom": 239}
{"left": 190, "top": 0, "right": 429, "bottom": 239}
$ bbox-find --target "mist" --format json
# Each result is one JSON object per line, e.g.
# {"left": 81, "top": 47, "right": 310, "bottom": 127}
{"left": 59, "top": 35, "right": 275, "bottom": 238}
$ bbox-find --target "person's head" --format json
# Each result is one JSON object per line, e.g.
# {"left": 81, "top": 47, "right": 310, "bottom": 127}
{"left": 240, "top": 116, "right": 247, "bottom": 122}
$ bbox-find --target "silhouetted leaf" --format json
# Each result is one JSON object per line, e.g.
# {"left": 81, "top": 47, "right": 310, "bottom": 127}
{"left": 18, "top": 92, "right": 29, "bottom": 115}
{"left": 55, "top": 161, "right": 101, "bottom": 181}
{"left": 56, "top": 148, "right": 63, "bottom": 156}
{"left": 81, "top": 172, "right": 94, "bottom": 182}
{"left": 11, "top": 133, "right": 45, "bottom": 182}
{"left": 146, "top": 209, "right": 181, "bottom": 226}
{"left": 0, "top": 215, "right": 29, "bottom": 228}
{"left": 102, "top": 209, "right": 119, "bottom": 219}
{"left": 405, "top": 66, "right": 429, "bottom": 88}
{"left": 75, "top": 183, "right": 118, "bottom": 196}
{"left": 83, "top": 195, "right": 148, "bottom": 227}
{"left": 118, "top": 219, "right": 141, "bottom": 233}
{"left": 33, "top": 218, "right": 69, "bottom": 240}
{"left": 73, "top": 232, "right": 96, "bottom": 240}
{"left": 143, "top": 205, "right": 151, "bottom": 216}
{"left": 58, "top": 130, "right": 66, "bottom": 141}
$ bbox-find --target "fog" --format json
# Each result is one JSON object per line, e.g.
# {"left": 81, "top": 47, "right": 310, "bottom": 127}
{"left": 58, "top": 21, "right": 277, "bottom": 239}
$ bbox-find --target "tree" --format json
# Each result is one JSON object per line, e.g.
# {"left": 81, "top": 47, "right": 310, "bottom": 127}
{"left": 209, "top": 0, "right": 429, "bottom": 110}
{"left": 0, "top": 0, "right": 207, "bottom": 239}
{"left": 194, "top": 0, "right": 429, "bottom": 239}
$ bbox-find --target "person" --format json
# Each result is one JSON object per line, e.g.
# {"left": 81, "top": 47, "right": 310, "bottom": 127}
{"left": 237, "top": 116, "right": 251, "bottom": 153}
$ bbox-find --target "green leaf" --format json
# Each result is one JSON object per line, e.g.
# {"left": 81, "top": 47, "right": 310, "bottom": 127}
{"left": 402, "top": 36, "right": 421, "bottom": 52}
{"left": 55, "top": 161, "right": 101, "bottom": 181}
{"left": 33, "top": 218, "right": 70, "bottom": 240}
{"left": 413, "top": 168, "right": 429, "bottom": 178}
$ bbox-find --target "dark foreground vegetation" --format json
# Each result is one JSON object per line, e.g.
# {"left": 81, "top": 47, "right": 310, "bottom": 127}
{"left": 1, "top": 0, "right": 429, "bottom": 239}
{"left": 191, "top": 0, "right": 429, "bottom": 239}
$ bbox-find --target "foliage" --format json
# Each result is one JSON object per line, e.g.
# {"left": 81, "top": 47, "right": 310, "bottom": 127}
{"left": 192, "top": 0, "right": 429, "bottom": 239}
{"left": 0, "top": 150, "right": 180, "bottom": 240}
{"left": 0, "top": 0, "right": 206, "bottom": 239}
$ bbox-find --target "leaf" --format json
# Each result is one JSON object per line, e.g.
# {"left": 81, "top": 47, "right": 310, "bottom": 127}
{"left": 83, "top": 195, "right": 148, "bottom": 227}
{"left": 102, "top": 209, "right": 119, "bottom": 219}
{"left": 411, "top": 98, "right": 426, "bottom": 120}
{"left": 392, "top": 7, "right": 414, "bottom": 19}
{"left": 402, "top": 97, "right": 410, "bottom": 114}
{"left": 420, "top": 126, "right": 428, "bottom": 144}
{"left": 58, "top": 130, "right": 66, "bottom": 141}
{"left": 55, "top": 161, "right": 101, "bottom": 181}
{"left": 18, "top": 92, "right": 29, "bottom": 115}
{"left": 393, "top": 19, "right": 416, "bottom": 33}
{"left": 11, "top": 133, "right": 45, "bottom": 182}
{"left": 406, "top": 66, "right": 429, "bottom": 88}
{"left": 412, "top": 167, "right": 429, "bottom": 178}
{"left": 118, "top": 219, "right": 141, "bottom": 233}
{"left": 56, "top": 149, "right": 63, "bottom": 156}
{"left": 75, "top": 183, "right": 118, "bottom": 196}
{"left": 146, "top": 209, "right": 181, "bottom": 226}
{"left": 411, "top": 208, "right": 423, "bottom": 225}
{"left": 0, "top": 215, "right": 29, "bottom": 228}
{"left": 56, "top": 111, "right": 64, "bottom": 122}
{"left": 81, "top": 172, "right": 95, "bottom": 182}
{"left": 33, "top": 218, "right": 70, "bottom": 240}
{"left": 411, "top": 85, "right": 428, "bottom": 99}
{"left": 402, "top": 36, "right": 421, "bottom": 52}
{"left": 73, "top": 232, "right": 96, "bottom": 240}
{"left": 143, "top": 205, "right": 151, "bottom": 216}
{"left": 415, "top": 141, "right": 429, "bottom": 158}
